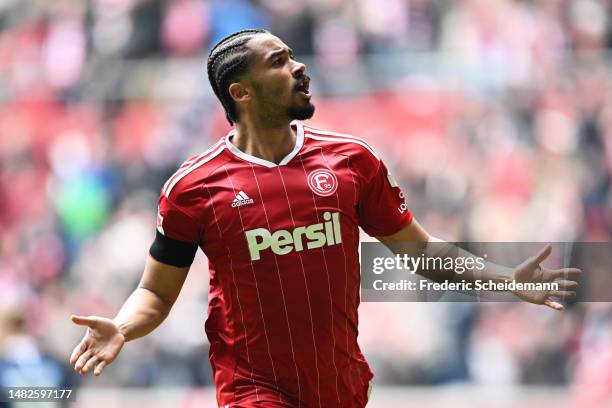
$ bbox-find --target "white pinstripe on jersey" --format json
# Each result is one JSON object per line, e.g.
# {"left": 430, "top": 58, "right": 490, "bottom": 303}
{"left": 163, "top": 139, "right": 226, "bottom": 197}
{"left": 297, "top": 154, "right": 341, "bottom": 403}
{"left": 223, "top": 165, "right": 282, "bottom": 402}
{"left": 247, "top": 162, "right": 303, "bottom": 407}
{"left": 345, "top": 155, "right": 363, "bottom": 394}
{"left": 302, "top": 126, "right": 379, "bottom": 160}
{"left": 304, "top": 128, "right": 375, "bottom": 394}
{"left": 162, "top": 138, "right": 225, "bottom": 195}
{"left": 276, "top": 167, "right": 323, "bottom": 408}
{"left": 202, "top": 181, "right": 261, "bottom": 403}
{"left": 328, "top": 152, "right": 368, "bottom": 394}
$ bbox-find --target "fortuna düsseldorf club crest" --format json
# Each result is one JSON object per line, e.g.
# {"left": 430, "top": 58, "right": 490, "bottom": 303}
{"left": 307, "top": 169, "right": 338, "bottom": 197}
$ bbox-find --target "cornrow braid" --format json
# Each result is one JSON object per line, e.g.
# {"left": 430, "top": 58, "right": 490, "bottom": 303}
{"left": 207, "top": 29, "right": 269, "bottom": 125}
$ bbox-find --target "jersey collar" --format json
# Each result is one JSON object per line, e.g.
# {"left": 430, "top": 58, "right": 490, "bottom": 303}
{"left": 225, "top": 120, "right": 305, "bottom": 168}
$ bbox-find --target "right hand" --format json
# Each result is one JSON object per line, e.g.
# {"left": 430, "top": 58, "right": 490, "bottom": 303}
{"left": 69, "top": 315, "right": 125, "bottom": 376}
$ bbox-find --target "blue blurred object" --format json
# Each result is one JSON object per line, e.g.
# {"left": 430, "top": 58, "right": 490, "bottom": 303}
{"left": 209, "top": 0, "right": 270, "bottom": 47}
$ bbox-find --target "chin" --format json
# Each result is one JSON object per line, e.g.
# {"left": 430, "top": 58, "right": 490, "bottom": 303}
{"left": 288, "top": 103, "right": 316, "bottom": 121}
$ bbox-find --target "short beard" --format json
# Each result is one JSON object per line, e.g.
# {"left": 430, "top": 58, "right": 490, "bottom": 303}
{"left": 287, "top": 102, "right": 315, "bottom": 121}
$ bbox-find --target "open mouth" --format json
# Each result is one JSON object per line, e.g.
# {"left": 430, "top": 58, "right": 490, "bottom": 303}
{"left": 295, "top": 78, "right": 311, "bottom": 97}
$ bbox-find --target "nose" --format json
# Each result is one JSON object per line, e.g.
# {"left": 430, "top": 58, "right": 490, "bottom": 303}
{"left": 292, "top": 59, "right": 306, "bottom": 77}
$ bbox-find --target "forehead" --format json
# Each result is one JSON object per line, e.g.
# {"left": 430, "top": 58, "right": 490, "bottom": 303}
{"left": 247, "top": 34, "right": 290, "bottom": 61}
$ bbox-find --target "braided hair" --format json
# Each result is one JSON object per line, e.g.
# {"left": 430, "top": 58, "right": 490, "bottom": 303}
{"left": 207, "top": 29, "right": 269, "bottom": 125}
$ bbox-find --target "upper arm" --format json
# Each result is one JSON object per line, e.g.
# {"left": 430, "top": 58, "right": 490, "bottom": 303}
{"left": 376, "top": 217, "right": 430, "bottom": 245}
{"left": 138, "top": 255, "right": 190, "bottom": 307}
{"left": 141, "top": 170, "right": 202, "bottom": 308}
{"left": 355, "top": 149, "right": 414, "bottom": 237}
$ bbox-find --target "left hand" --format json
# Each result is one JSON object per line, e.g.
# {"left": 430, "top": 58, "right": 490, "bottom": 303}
{"left": 511, "top": 244, "right": 582, "bottom": 311}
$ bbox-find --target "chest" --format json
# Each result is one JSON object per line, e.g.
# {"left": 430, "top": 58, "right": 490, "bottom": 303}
{"left": 201, "top": 150, "right": 361, "bottom": 244}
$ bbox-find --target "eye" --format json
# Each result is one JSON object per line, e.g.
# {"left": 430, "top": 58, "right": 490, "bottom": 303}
{"left": 272, "top": 58, "right": 283, "bottom": 66}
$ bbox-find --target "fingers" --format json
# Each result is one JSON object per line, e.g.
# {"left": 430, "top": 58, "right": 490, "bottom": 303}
{"left": 94, "top": 360, "right": 107, "bottom": 376}
{"left": 70, "top": 315, "right": 98, "bottom": 368}
{"left": 80, "top": 355, "right": 99, "bottom": 374}
{"left": 544, "top": 287, "right": 577, "bottom": 311}
{"left": 70, "top": 339, "right": 88, "bottom": 366}
{"left": 74, "top": 348, "right": 112, "bottom": 376}
{"left": 551, "top": 268, "right": 582, "bottom": 279}
{"left": 544, "top": 299, "right": 564, "bottom": 311}
{"left": 75, "top": 349, "right": 94, "bottom": 373}
{"left": 71, "top": 315, "right": 99, "bottom": 329}
{"left": 554, "top": 279, "right": 579, "bottom": 290}
{"left": 532, "top": 244, "right": 552, "bottom": 265}
{"left": 549, "top": 290, "right": 576, "bottom": 299}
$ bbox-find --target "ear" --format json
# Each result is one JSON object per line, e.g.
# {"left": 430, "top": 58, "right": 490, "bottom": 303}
{"left": 228, "top": 82, "right": 250, "bottom": 103}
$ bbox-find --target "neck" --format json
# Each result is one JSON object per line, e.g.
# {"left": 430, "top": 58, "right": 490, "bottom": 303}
{"left": 232, "top": 116, "right": 296, "bottom": 164}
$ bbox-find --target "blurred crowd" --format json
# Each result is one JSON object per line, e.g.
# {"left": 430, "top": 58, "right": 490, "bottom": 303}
{"left": 0, "top": 0, "right": 612, "bottom": 405}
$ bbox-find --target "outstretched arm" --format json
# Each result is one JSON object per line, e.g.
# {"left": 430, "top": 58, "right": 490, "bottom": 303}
{"left": 113, "top": 255, "right": 190, "bottom": 341}
{"left": 376, "top": 219, "right": 581, "bottom": 311}
{"left": 70, "top": 256, "right": 190, "bottom": 376}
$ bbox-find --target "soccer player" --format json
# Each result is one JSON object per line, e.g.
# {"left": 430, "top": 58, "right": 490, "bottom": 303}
{"left": 69, "top": 29, "right": 581, "bottom": 407}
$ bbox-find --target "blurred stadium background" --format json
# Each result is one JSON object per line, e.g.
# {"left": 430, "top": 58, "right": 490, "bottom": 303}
{"left": 1, "top": 0, "right": 611, "bottom": 407}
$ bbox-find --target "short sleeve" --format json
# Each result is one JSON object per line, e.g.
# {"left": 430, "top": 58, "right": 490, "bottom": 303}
{"left": 156, "top": 193, "right": 200, "bottom": 244}
{"left": 358, "top": 159, "right": 413, "bottom": 237}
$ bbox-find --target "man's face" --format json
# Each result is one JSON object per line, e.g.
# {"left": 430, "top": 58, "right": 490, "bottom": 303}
{"left": 240, "top": 34, "right": 315, "bottom": 122}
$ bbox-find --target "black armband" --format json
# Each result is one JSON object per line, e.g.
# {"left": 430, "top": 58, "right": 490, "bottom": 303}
{"left": 149, "top": 230, "right": 198, "bottom": 267}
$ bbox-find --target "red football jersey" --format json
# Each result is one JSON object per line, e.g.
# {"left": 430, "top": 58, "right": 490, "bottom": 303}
{"left": 156, "top": 121, "right": 413, "bottom": 407}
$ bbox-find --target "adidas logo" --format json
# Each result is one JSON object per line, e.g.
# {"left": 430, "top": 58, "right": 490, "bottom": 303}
{"left": 231, "top": 191, "right": 254, "bottom": 208}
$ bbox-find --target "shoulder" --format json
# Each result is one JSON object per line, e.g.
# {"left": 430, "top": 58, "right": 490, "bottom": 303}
{"left": 161, "top": 137, "right": 229, "bottom": 204}
{"left": 301, "top": 124, "right": 382, "bottom": 175}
